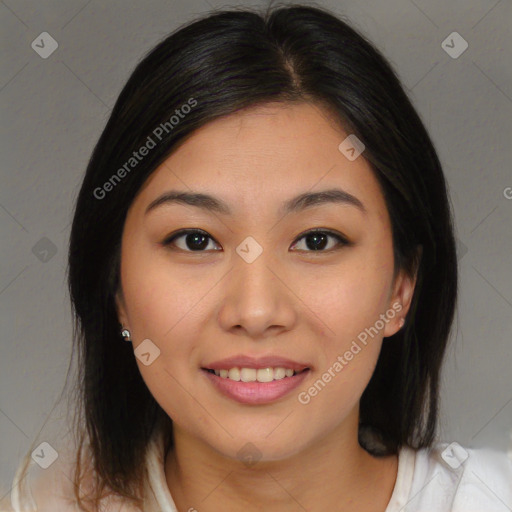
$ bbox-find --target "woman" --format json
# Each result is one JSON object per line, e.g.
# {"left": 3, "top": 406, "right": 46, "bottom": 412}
{"left": 2, "top": 3, "right": 511, "bottom": 512}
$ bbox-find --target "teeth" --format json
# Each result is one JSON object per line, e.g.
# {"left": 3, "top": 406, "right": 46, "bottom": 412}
{"left": 228, "top": 368, "right": 241, "bottom": 381}
{"left": 210, "top": 367, "right": 303, "bottom": 382}
{"left": 274, "top": 367, "right": 286, "bottom": 380}
{"left": 241, "top": 368, "right": 256, "bottom": 382}
{"left": 256, "top": 368, "right": 273, "bottom": 383}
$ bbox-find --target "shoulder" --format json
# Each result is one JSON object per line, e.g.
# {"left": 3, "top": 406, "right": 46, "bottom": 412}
{"left": 406, "top": 441, "right": 512, "bottom": 512}
{"left": 0, "top": 445, "right": 79, "bottom": 512}
{"left": 0, "top": 439, "right": 142, "bottom": 512}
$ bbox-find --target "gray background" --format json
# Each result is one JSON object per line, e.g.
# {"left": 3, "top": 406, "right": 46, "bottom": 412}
{"left": 1, "top": 0, "right": 511, "bottom": 493}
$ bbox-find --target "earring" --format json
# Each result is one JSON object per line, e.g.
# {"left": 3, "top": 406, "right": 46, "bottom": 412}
{"left": 398, "top": 318, "right": 405, "bottom": 329}
{"left": 121, "top": 327, "right": 132, "bottom": 342}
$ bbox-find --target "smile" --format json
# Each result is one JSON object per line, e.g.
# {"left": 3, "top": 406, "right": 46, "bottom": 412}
{"left": 201, "top": 367, "right": 310, "bottom": 404}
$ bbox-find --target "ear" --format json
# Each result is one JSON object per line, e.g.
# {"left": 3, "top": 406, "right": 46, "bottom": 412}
{"left": 383, "top": 247, "right": 421, "bottom": 338}
{"left": 115, "top": 287, "right": 129, "bottom": 330}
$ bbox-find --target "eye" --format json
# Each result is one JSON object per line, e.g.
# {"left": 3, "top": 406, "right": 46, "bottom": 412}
{"left": 162, "top": 228, "right": 349, "bottom": 253}
{"left": 163, "top": 229, "right": 221, "bottom": 252}
{"left": 291, "top": 229, "right": 349, "bottom": 252}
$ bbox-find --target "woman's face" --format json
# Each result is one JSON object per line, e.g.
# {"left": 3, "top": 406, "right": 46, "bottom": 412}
{"left": 115, "top": 101, "right": 415, "bottom": 461}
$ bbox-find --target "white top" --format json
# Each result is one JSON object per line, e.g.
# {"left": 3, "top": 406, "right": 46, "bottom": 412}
{"left": 2, "top": 429, "right": 511, "bottom": 511}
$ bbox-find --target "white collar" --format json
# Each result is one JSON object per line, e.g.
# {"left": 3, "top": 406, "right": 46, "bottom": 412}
{"left": 143, "top": 428, "right": 178, "bottom": 512}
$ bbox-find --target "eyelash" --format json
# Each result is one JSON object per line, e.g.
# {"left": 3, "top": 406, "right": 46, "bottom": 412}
{"left": 162, "top": 228, "right": 350, "bottom": 254}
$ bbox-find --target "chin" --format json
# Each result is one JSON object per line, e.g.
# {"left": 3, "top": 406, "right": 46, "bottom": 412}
{"left": 204, "top": 431, "right": 309, "bottom": 465}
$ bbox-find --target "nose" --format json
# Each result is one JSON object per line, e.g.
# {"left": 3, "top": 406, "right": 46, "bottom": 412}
{"left": 216, "top": 246, "right": 298, "bottom": 339}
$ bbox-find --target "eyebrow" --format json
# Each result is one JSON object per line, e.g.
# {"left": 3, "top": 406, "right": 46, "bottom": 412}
{"left": 144, "top": 188, "right": 367, "bottom": 217}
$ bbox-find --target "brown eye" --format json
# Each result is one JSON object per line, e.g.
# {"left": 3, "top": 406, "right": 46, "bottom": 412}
{"left": 163, "top": 229, "right": 220, "bottom": 252}
{"left": 290, "top": 229, "right": 349, "bottom": 252}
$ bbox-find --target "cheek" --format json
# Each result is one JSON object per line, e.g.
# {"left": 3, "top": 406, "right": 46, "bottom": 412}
{"left": 299, "top": 267, "right": 387, "bottom": 420}
{"left": 308, "top": 260, "right": 392, "bottom": 346}
{"left": 123, "top": 256, "right": 203, "bottom": 420}
{"left": 119, "top": 244, "right": 209, "bottom": 413}
{"left": 121, "top": 239, "right": 203, "bottom": 341}
{"left": 301, "top": 239, "right": 393, "bottom": 393}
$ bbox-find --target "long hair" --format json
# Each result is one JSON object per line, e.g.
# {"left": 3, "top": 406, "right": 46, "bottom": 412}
{"left": 22, "top": 3, "right": 458, "bottom": 510}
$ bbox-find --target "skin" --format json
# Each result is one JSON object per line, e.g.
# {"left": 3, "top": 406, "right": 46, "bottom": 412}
{"left": 115, "top": 102, "right": 417, "bottom": 511}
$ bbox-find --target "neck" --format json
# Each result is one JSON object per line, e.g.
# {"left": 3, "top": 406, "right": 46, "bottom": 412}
{"left": 164, "top": 409, "right": 399, "bottom": 512}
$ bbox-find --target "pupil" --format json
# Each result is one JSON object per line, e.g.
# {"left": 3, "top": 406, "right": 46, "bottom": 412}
{"left": 187, "top": 233, "right": 208, "bottom": 250}
{"left": 307, "top": 233, "right": 327, "bottom": 251}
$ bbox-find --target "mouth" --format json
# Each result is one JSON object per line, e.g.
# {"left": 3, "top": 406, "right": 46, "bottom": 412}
{"left": 201, "top": 366, "right": 311, "bottom": 405}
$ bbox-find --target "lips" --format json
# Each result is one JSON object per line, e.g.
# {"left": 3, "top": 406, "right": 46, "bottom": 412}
{"left": 200, "top": 354, "right": 312, "bottom": 405}
{"left": 202, "top": 367, "right": 311, "bottom": 404}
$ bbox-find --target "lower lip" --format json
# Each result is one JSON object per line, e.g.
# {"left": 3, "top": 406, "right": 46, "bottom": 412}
{"left": 201, "top": 369, "right": 310, "bottom": 405}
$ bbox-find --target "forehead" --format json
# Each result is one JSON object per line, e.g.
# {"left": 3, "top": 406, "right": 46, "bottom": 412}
{"left": 133, "top": 102, "right": 387, "bottom": 219}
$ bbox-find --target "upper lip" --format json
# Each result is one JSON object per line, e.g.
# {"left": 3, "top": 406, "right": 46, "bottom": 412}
{"left": 203, "top": 355, "right": 311, "bottom": 372}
